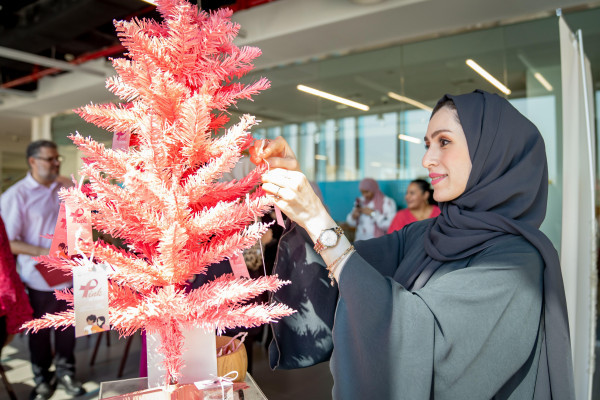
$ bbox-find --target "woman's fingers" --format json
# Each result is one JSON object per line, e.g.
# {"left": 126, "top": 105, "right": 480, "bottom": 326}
{"left": 249, "top": 140, "right": 269, "bottom": 165}
{"left": 249, "top": 137, "right": 300, "bottom": 171}
{"left": 262, "top": 182, "right": 290, "bottom": 200}
{"left": 263, "top": 173, "right": 299, "bottom": 203}
{"left": 262, "top": 169, "right": 301, "bottom": 190}
{"left": 266, "top": 156, "right": 300, "bottom": 171}
{"left": 263, "top": 177, "right": 329, "bottom": 233}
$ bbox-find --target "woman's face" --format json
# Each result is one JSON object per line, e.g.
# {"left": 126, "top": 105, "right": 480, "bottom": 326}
{"left": 405, "top": 183, "right": 428, "bottom": 210}
{"left": 360, "top": 189, "right": 374, "bottom": 202}
{"left": 422, "top": 106, "right": 472, "bottom": 202}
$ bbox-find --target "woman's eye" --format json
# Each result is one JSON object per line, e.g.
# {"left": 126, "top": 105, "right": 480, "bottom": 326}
{"left": 424, "top": 143, "right": 430, "bottom": 150}
{"left": 440, "top": 139, "right": 450, "bottom": 147}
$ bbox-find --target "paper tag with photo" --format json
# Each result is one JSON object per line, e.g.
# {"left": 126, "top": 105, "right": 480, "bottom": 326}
{"left": 112, "top": 131, "right": 131, "bottom": 152}
{"left": 65, "top": 200, "right": 93, "bottom": 256}
{"left": 229, "top": 253, "right": 250, "bottom": 278}
{"left": 49, "top": 202, "right": 69, "bottom": 259}
{"left": 73, "top": 263, "right": 110, "bottom": 337}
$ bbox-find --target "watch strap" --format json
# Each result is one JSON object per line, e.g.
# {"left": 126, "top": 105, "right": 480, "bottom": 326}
{"left": 314, "top": 226, "right": 344, "bottom": 254}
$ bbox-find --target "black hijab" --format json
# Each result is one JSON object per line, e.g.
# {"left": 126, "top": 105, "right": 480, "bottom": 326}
{"left": 401, "top": 90, "right": 574, "bottom": 399}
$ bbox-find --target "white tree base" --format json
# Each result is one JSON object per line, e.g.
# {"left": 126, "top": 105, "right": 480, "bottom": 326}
{"left": 147, "top": 327, "right": 217, "bottom": 387}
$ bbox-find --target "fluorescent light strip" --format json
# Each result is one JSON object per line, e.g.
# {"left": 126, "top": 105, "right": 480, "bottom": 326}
{"left": 517, "top": 54, "right": 553, "bottom": 92}
{"left": 533, "top": 72, "right": 553, "bottom": 91}
{"left": 387, "top": 92, "right": 432, "bottom": 112}
{"left": 297, "top": 85, "right": 370, "bottom": 111}
{"left": 465, "top": 59, "right": 511, "bottom": 95}
{"left": 398, "top": 134, "right": 422, "bottom": 144}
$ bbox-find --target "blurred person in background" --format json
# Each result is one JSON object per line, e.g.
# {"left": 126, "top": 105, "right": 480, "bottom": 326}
{"left": 1, "top": 140, "right": 85, "bottom": 400}
{"left": 387, "top": 179, "right": 440, "bottom": 233}
{"left": 345, "top": 178, "right": 396, "bottom": 241}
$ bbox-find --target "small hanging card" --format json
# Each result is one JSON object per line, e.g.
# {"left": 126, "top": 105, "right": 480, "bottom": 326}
{"left": 274, "top": 206, "right": 285, "bottom": 228}
{"left": 229, "top": 253, "right": 249, "bottom": 279}
{"left": 34, "top": 263, "right": 72, "bottom": 287}
{"left": 112, "top": 131, "right": 131, "bottom": 152}
{"left": 49, "top": 202, "right": 69, "bottom": 259}
{"left": 73, "top": 263, "right": 110, "bottom": 337}
{"left": 35, "top": 202, "right": 71, "bottom": 287}
{"left": 65, "top": 200, "right": 93, "bottom": 256}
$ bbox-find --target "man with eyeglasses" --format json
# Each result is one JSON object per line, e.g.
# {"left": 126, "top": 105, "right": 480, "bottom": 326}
{"left": 0, "top": 140, "right": 85, "bottom": 400}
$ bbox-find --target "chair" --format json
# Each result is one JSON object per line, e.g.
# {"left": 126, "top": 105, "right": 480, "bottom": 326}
{"left": 89, "top": 331, "right": 135, "bottom": 378}
{"left": 89, "top": 331, "right": 111, "bottom": 366}
{"left": 117, "top": 335, "right": 135, "bottom": 378}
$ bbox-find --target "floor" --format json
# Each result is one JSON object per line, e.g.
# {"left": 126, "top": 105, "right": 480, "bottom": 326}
{"left": 6, "top": 328, "right": 600, "bottom": 400}
{"left": 0, "top": 328, "right": 333, "bottom": 400}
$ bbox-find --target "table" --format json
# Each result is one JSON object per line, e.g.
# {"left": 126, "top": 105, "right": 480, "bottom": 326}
{"left": 98, "top": 374, "right": 267, "bottom": 399}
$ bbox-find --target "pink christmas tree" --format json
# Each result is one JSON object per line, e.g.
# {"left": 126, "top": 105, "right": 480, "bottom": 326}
{"left": 23, "top": 0, "right": 294, "bottom": 384}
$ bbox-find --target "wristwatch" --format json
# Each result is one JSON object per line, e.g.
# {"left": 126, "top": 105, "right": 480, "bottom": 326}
{"left": 314, "top": 226, "right": 344, "bottom": 254}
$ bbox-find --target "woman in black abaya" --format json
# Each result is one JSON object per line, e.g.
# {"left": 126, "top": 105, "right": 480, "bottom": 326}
{"left": 251, "top": 90, "right": 574, "bottom": 399}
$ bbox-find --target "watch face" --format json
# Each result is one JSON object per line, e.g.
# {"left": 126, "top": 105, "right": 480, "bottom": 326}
{"left": 320, "top": 229, "right": 338, "bottom": 247}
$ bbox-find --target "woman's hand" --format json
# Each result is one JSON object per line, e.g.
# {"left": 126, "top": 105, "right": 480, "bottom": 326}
{"left": 262, "top": 170, "right": 339, "bottom": 245}
{"left": 257, "top": 139, "right": 353, "bottom": 282}
{"left": 254, "top": 136, "right": 337, "bottom": 240}
{"left": 361, "top": 207, "right": 374, "bottom": 216}
{"left": 249, "top": 137, "right": 301, "bottom": 172}
{"left": 262, "top": 168, "right": 330, "bottom": 232}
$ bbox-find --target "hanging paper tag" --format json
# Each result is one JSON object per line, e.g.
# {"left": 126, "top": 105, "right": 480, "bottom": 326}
{"left": 274, "top": 206, "right": 285, "bottom": 228}
{"left": 65, "top": 200, "right": 93, "bottom": 256}
{"left": 73, "top": 263, "right": 110, "bottom": 337}
{"left": 112, "top": 131, "right": 131, "bottom": 152}
{"left": 229, "top": 253, "right": 249, "bottom": 278}
{"left": 49, "top": 202, "right": 69, "bottom": 259}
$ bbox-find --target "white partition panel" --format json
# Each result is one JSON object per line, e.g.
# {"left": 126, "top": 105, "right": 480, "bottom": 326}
{"left": 559, "top": 16, "right": 597, "bottom": 400}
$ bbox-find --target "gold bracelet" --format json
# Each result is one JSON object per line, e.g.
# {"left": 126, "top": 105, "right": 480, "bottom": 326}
{"left": 326, "top": 245, "right": 355, "bottom": 286}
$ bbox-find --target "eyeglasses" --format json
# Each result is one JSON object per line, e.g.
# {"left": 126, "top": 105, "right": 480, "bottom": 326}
{"left": 34, "top": 155, "right": 63, "bottom": 163}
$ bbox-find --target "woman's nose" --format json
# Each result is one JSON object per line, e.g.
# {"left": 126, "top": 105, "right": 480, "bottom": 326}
{"left": 422, "top": 148, "right": 437, "bottom": 169}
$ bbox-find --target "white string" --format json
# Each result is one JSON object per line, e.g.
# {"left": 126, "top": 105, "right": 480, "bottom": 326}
{"left": 73, "top": 174, "right": 87, "bottom": 258}
{"left": 260, "top": 143, "right": 271, "bottom": 277}
{"left": 258, "top": 220, "right": 267, "bottom": 277}
{"left": 194, "top": 371, "right": 238, "bottom": 398}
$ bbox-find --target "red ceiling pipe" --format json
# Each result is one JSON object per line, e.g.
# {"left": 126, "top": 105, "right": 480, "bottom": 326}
{"left": 0, "top": 4, "right": 156, "bottom": 90}
{"left": 0, "top": 43, "right": 126, "bottom": 89}
{"left": 0, "top": 1, "right": 278, "bottom": 89}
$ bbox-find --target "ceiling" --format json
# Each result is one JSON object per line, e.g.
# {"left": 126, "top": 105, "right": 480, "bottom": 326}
{"left": 0, "top": 0, "right": 270, "bottom": 92}
{"left": 0, "top": 0, "right": 263, "bottom": 155}
{"left": 0, "top": 0, "right": 154, "bottom": 91}
{"left": 0, "top": 0, "right": 599, "bottom": 159}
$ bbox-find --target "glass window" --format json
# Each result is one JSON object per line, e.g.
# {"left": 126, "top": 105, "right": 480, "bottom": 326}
{"left": 51, "top": 7, "right": 600, "bottom": 249}
{"left": 232, "top": 13, "right": 571, "bottom": 250}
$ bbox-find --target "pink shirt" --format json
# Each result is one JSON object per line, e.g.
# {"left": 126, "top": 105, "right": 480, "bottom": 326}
{"left": 0, "top": 173, "right": 71, "bottom": 291}
{"left": 387, "top": 205, "right": 441, "bottom": 234}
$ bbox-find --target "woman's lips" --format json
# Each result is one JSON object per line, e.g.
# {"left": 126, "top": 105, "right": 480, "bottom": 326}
{"left": 429, "top": 173, "right": 447, "bottom": 185}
